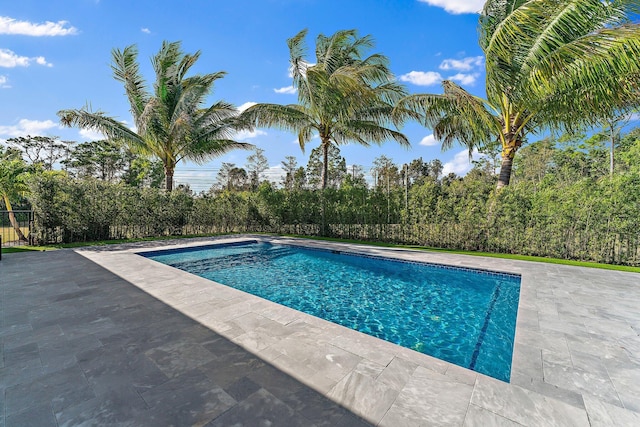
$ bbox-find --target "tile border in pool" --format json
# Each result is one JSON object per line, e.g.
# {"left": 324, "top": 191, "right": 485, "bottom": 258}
{"left": 139, "top": 238, "right": 521, "bottom": 281}
{"left": 74, "top": 235, "right": 640, "bottom": 426}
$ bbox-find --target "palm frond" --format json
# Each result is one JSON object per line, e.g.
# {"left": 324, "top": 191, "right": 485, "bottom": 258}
{"left": 111, "top": 45, "right": 149, "bottom": 122}
{"left": 58, "top": 108, "right": 146, "bottom": 150}
{"left": 240, "top": 103, "right": 315, "bottom": 134}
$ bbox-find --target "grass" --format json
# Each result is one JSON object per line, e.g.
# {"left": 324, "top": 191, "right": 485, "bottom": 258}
{"left": 2, "top": 232, "right": 639, "bottom": 273}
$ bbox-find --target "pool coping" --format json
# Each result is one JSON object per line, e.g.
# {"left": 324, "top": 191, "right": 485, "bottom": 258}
{"left": 76, "top": 235, "right": 640, "bottom": 426}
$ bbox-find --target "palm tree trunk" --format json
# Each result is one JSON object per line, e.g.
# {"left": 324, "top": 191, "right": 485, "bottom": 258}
{"left": 497, "top": 155, "right": 514, "bottom": 189}
{"left": 321, "top": 142, "right": 329, "bottom": 190}
{"left": 165, "top": 165, "right": 174, "bottom": 192}
{"left": 497, "top": 135, "right": 522, "bottom": 190}
{"left": 610, "top": 135, "right": 615, "bottom": 177}
{"left": 2, "top": 194, "right": 28, "bottom": 242}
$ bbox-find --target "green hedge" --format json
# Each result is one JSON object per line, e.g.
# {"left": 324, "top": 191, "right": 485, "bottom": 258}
{"left": 28, "top": 174, "right": 640, "bottom": 265}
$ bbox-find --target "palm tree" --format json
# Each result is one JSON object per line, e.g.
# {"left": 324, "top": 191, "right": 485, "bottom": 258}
{"left": 0, "top": 151, "right": 30, "bottom": 242}
{"left": 241, "top": 29, "right": 410, "bottom": 189}
{"left": 398, "top": 0, "right": 640, "bottom": 189}
{"left": 58, "top": 41, "right": 251, "bottom": 191}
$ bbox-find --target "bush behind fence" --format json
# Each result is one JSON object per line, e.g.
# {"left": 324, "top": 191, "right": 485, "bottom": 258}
{"left": 27, "top": 175, "right": 640, "bottom": 266}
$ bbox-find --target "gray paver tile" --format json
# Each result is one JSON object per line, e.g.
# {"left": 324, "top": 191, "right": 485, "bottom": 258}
{"left": 6, "top": 404, "right": 57, "bottom": 427}
{"left": 54, "top": 386, "right": 148, "bottom": 427}
{"left": 144, "top": 341, "right": 216, "bottom": 378}
{"left": 463, "top": 404, "right": 524, "bottom": 426}
{"left": 204, "top": 388, "right": 310, "bottom": 427}
{"left": 5, "top": 365, "right": 95, "bottom": 416}
{"left": 327, "top": 371, "right": 399, "bottom": 424}
{"left": 376, "top": 356, "right": 418, "bottom": 391}
{"left": 583, "top": 394, "right": 640, "bottom": 426}
{"left": 471, "top": 375, "right": 590, "bottom": 426}
{"left": 383, "top": 366, "right": 474, "bottom": 426}
{"left": 542, "top": 359, "right": 622, "bottom": 407}
{"left": 139, "top": 370, "right": 236, "bottom": 426}
{"left": 510, "top": 374, "right": 585, "bottom": 409}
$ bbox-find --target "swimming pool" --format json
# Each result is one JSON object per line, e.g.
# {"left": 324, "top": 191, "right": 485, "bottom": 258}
{"left": 142, "top": 240, "right": 521, "bottom": 381}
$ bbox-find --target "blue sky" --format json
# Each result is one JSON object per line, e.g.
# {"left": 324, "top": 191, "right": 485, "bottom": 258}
{"left": 1, "top": 0, "right": 489, "bottom": 192}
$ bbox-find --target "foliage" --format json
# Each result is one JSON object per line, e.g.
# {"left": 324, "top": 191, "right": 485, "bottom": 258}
{"left": 399, "top": 0, "right": 640, "bottom": 188}
{"left": 306, "top": 144, "right": 347, "bottom": 189}
{"left": 58, "top": 41, "right": 252, "bottom": 191}
{"left": 246, "top": 148, "right": 269, "bottom": 189}
{"left": 6, "top": 135, "right": 73, "bottom": 170}
{"left": 240, "top": 29, "right": 410, "bottom": 189}
{"left": 25, "top": 126, "right": 640, "bottom": 265}
{"left": 0, "top": 147, "right": 35, "bottom": 241}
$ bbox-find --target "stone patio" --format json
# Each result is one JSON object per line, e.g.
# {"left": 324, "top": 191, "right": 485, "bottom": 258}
{"left": 2, "top": 235, "right": 640, "bottom": 426}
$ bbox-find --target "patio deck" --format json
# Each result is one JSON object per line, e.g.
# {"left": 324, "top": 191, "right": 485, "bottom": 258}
{"left": 1, "top": 235, "right": 640, "bottom": 426}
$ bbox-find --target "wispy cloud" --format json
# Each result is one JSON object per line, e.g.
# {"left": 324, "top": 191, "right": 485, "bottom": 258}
{"left": 417, "top": 0, "right": 484, "bottom": 14}
{"left": 0, "top": 75, "right": 9, "bottom": 88}
{"left": 399, "top": 71, "right": 442, "bottom": 86}
{"left": 141, "top": 27, "right": 151, "bottom": 34}
{"left": 237, "top": 101, "right": 257, "bottom": 112}
{"left": 419, "top": 134, "right": 439, "bottom": 146}
{"left": 79, "top": 129, "right": 104, "bottom": 141}
{"left": 439, "top": 56, "right": 483, "bottom": 71}
{"left": 0, "top": 16, "right": 78, "bottom": 36}
{"left": 442, "top": 148, "right": 481, "bottom": 176}
{"left": 288, "top": 61, "right": 314, "bottom": 78}
{"left": 449, "top": 72, "right": 479, "bottom": 85}
{"left": 0, "top": 48, "right": 52, "bottom": 68}
{"left": 0, "top": 118, "right": 58, "bottom": 137}
{"left": 235, "top": 129, "right": 267, "bottom": 141}
{"left": 274, "top": 85, "right": 296, "bottom": 94}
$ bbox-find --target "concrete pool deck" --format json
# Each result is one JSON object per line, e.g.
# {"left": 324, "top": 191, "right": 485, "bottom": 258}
{"left": 1, "top": 236, "right": 640, "bottom": 426}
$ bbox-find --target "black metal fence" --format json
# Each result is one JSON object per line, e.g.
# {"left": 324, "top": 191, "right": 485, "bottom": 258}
{"left": 0, "top": 210, "right": 33, "bottom": 247}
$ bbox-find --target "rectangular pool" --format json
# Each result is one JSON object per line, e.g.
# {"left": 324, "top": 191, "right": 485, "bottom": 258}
{"left": 141, "top": 240, "right": 521, "bottom": 381}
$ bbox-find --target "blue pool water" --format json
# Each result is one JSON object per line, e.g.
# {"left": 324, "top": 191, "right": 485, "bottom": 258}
{"left": 142, "top": 241, "right": 521, "bottom": 381}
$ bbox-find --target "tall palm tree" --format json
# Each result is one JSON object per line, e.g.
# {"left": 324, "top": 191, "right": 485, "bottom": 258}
{"left": 241, "top": 29, "right": 410, "bottom": 189}
{"left": 58, "top": 41, "right": 251, "bottom": 191}
{"left": 398, "top": 0, "right": 640, "bottom": 189}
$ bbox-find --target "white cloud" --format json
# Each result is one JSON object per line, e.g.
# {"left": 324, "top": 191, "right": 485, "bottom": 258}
{"left": 141, "top": 27, "right": 151, "bottom": 34}
{"left": 439, "top": 56, "right": 484, "bottom": 71}
{"left": 274, "top": 85, "right": 296, "bottom": 94}
{"left": 79, "top": 129, "right": 104, "bottom": 141}
{"left": 237, "top": 101, "right": 257, "bottom": 112}
{"left": 263, "top": 165, "right": 287, "bottom": 182}
{"left": 0, "top": 16, "right": 78, "bottom": 36}
{"left": 0, "top": 75, "right": 9, "bottom": 88}
{"left": 0, "top": 118, "right": 58, "bottom": 137}
{"left": 0, "top": 48, "right": 52, "bottom": 68}
{"left": 399, "top": 71, "right": 442, "bottom": 86}
{"left": 628, "top": 112, "right": 640, "bottom": 122}
{"left": 449, "top": 72, "right": 479, "bottom": 85}
{"left": 291, "top": 134, "right": 319, "bottom": 145}
{"left": 419, "top": 134, "right": 439, "bottom": 146}
{"left": 35, "top": 56, "right": 53, "bottom": 67}
{"left": 235, "top": 129, "right": 267, "bottom": 141}
{"left": 418, "top": 0, "right": 484, "bottom": 14}
{"left": 288, "top": 61, "right": 314, "bottom": 78}
{"left": 442, "top": 148, "right": 481, "bottom": 176}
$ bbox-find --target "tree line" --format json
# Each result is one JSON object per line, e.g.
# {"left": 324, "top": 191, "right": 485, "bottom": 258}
{"left": 10, "top": 126, "right": 640, "bottom": 265}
